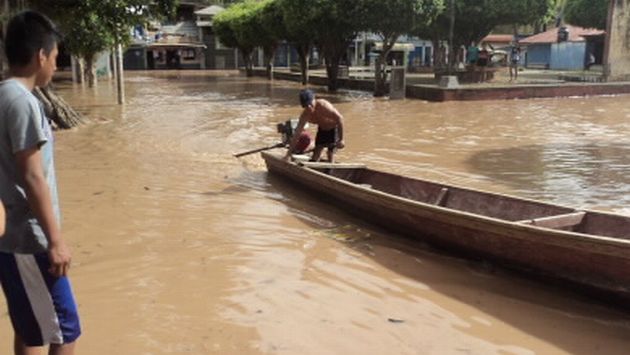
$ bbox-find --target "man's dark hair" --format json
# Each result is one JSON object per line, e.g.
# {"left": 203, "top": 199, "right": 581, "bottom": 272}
{"left": 4, "top": 10, "right": 61, "bottom": 67}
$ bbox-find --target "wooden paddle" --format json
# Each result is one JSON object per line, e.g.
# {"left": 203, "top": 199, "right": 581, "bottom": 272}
{"left": 233, "top": 142, "right": 285, "bottom": 158}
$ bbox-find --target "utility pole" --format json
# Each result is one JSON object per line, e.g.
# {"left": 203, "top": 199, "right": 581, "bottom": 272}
{"left": 115, "top": 43, "right": 125, "bottom": 105}
{"left": 447, "top": 0, "right": 455, "bottom": 75}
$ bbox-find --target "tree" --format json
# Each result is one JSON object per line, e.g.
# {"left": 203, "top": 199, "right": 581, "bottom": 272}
{"left": 426, "top": 0, "right": 555, "bottom": 70}
{"left": 1, "top": 0, "right": 29, "bottom": 77}
{"left": 257, "top": 0, "right": 286, "bottom": 80}
{"left": 363, "top": 0, "right": 444, "bottom": 96}
{"left": 213, "top": 1, "right": 262, "bottom": 77}
{"left": 565, "top": 0, "right": 608, "bottom": 29}
{"left": 33, "top": 0, "right": 114, "bottom": 87}
{"left": 32, "top": 0, "right": 178, "bottom": 90}
{"left": 278, "top": 0, "right": 329, "bottom": 85}
{"left": 314, "top": 0, "right": 367, "bottom": 91}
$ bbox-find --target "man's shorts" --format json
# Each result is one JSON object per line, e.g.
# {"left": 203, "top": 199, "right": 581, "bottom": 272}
{"left": 0, "top": 252, "right": 81, "bottom": 346}
{"left": 315, "top": 127, "right": 338, "bottom": 148}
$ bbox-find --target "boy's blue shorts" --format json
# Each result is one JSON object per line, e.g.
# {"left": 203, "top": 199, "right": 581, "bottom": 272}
{"left": 0, "top": 251, "right": 81, "bottom": 346}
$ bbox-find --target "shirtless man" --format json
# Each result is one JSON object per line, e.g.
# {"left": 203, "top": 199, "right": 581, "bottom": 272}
{"left": 285, "top": 89, "right": 345, "bottom": 162}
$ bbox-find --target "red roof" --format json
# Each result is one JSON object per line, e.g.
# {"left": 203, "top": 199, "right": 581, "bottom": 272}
{"left": 520, "top": 25, "right": 605, "bottom": 44}
{"left": 481, "top": 34, "right": 514, "bottom": 44}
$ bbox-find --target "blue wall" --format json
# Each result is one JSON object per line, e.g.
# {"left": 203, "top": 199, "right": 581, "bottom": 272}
{"left": 526, "top": 42, "right": 588, "bottom": 70}
{"left": 550, "top": 42, "right": 587, "bottom": 70}
{"left": 526, "top": 44, "right": 551, "bottom": 67}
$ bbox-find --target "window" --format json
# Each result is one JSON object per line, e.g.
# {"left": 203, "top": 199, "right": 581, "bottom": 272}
{"left": 182, "top": 49, "right": 196, "bottom": 60}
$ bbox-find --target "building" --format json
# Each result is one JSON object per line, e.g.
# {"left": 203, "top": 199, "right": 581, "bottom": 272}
{"left": 519, "top": 25, "right": 605, "bottom": 70}
{"left": 353, "top": 33, "right": 433, "bottom": 69}
{"left": 195, "top": 5, "right": 244, "bottom": 69}
{"left": 124, "top": 1, "right": 208, "bottom": 70}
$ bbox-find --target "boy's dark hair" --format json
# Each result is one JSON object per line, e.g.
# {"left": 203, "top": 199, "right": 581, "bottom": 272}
{"left": 4, "top": 10, "right": 61, "bottom": 67}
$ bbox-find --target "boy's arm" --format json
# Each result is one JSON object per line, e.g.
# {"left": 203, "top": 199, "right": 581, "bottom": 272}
{"left": 284, "top": 113, "right": 308, "bottom": 159}
{"left": 15, "top": 148, "right": 71, "bottom": 277}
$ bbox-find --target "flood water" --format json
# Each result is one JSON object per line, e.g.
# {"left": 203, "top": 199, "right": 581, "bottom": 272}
{"left": 2, "top": 70, "right": 630, "bottom": 354}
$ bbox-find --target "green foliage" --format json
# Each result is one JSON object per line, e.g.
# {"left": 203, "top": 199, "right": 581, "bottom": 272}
{"left": 33, "top": 0, "right": 179, "bottom": 48}
{"left": 290, "top": 0, "right": 368, "bottom": 90}
{"left": 361, "top": 0, "right": 444, "bottom": 96}
{"left": 431, "top": 0, "right": 556, "bottom": 47}
{"left": 257, "top": 0, "right": 286, "bottom": 47}
{"left": 363, "top": 0, "right": 445, "bottom": 40}
{"left": 275, "top": 0, "right": 319, "bottom": 46}
{"left": 213, "top": 0, "right": 261, "bottom": 52}
{"left": 565, "top": 0, "right": 608, "bottom": 29}
{"left": 33, "top": 1, "right": 113, "bottom": 58}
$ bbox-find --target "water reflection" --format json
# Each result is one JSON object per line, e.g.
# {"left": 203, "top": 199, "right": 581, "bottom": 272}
{"left": 3, "top": 70, "right": 625, "bottom": 354}
{"left": 467, "top": 143, "right": 630, "bottom": 212}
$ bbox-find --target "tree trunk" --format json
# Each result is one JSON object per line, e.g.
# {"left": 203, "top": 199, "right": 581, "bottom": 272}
{"left": 33, "top": 86, "right": 84, "bottom": 129}
{"left": 77, "top": 57, "right": 86, "bottom": 85}
{"left": 242, "top": 49, "right": 254, "bottom": 77}
{"left": 325, "top": 60, "right": 340, "bottom": 92}
{"left": 374, "top": 39, "right": 394, "bottom": 97}
{"left": 84, "top": 53, "right": 96, "bottom": 87}
{"left": 374, "top": 54, "right": 388, "bottom": 97}
{"left": 263, "top": 44, "right": 277, "bottom": 80}
{"left": 432, "top": 39, "right": 441, "bottom": 68}
{"left": 296, "top": 43, "right": 311, "bottom": 85}
{"left": 322, "top": 39, "right": 350, "bottom": 92}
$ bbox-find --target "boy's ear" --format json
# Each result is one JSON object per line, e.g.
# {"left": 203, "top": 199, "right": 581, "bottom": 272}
{"left": 37, "top": 48, "right": 47, "bottom": 67}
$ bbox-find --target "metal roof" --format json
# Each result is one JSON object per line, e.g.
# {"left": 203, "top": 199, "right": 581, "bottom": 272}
{"left": 195, "top": 5, "right": 224, "bottom": 16}
{"left": 520, "top": 25, "right": 605, "bottom": 44}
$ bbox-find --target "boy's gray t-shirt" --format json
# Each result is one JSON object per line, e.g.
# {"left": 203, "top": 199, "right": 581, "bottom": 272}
{"left": 0, "top": 79, "right": 59, "bottom": 253}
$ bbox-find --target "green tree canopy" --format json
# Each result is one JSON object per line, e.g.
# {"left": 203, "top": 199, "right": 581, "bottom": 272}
{"left": 278, "top": 0, "right": 368, "bottom": 90}
{"left": 565, "top": 0, "right": 608, "bottom": 29}
{"left": 438, "top": 0, "right": 556, "bottom": 48}
{"left": 276, "top": 0, "right": 321, "bottom": 84}
{"left": 257, "top": 0, "right": 287, "bottom": 78}
{"left": 363, "top": 0, "right": 445, "bottom": 96}
{"left": 312, "top": 0, "right": 368, "bottom": 91}
{"left": 213, "top": 0, "right": 263, "bottom": 76}
{"left": 32, "top": 0, "right": 178, "bottom": 86}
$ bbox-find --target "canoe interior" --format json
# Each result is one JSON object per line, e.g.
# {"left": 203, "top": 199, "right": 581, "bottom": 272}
{"left": 314, "top": 167, "right": 630, "bottom": 240}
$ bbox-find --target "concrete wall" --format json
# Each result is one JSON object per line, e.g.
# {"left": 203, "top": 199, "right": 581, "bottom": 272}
{"left": 550, "top": 42, "right": 587, "bottom": 70}
{"left": 605, "top": 0, "right": 630, "bottom": 81}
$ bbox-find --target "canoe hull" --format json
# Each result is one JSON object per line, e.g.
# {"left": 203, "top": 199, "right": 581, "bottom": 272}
{"left": 262, "top": 152, "right": 630, "bottom": 303}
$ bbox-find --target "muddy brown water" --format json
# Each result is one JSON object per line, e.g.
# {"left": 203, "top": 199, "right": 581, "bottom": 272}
{"left": 1, "top": 70, "right": 630, "bottom": 354}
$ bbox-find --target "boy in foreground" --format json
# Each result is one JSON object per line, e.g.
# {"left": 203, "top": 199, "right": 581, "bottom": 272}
{"left": 0, "top": 11, "right": 81, "bottom": 355}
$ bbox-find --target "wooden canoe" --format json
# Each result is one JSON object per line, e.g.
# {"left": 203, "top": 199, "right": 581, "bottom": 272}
{"left": 262, "top": 151, "right": 630, "bottom": 303}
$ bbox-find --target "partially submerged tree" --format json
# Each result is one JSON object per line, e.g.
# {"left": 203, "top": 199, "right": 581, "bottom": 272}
{"left": 316, "top": 0, "right": 367, "bottom": 91}
{"left": 39, "top": 1, "right": 114, "bottom": 87}
{"left": 213, "top": 1, "right": 261, "bottom": 76}
{"left": 277, "top": 0, "right": 319, "bottom": 85}
{"left": 428, "top": 0, "right": 555, "bottom": 70}
{"left": 257, "top": 0, "right": 286, "bottom": 80}
{"left": 363, "top": 0, "right": 444, "bottom": 96}
{"left": 33, "top": 0, "right": 177, "bottom": 88}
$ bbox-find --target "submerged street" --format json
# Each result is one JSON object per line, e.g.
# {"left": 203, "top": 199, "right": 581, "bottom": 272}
{"left": 2, "top": 70, "right": 630, "bottom": 354}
